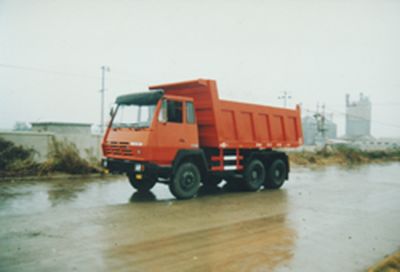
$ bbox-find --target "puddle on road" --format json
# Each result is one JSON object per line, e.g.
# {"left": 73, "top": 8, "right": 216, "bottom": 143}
{"left": 0, "top": 176, "right": 175, "bottom": 217}
{"left": 0, "top": 162, "right": 399, "bottom": 217}
{"left": 0, "top": 175, "right": 279, "bottom": 217}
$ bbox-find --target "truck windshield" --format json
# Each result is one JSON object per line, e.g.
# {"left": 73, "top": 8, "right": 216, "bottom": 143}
{"left": 112, "top": 104, "right": 156, "bottom": 129}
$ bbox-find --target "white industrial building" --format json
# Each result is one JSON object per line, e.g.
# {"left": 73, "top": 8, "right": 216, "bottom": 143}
{"left": 302, "top": 116, "right": 337, "bottom": 146}
{"left": 345, "top": 93, "right": 372, "bottom": 139}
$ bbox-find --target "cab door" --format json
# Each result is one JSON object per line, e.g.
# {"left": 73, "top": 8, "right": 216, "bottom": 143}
{"left": 155, "top": 98, "right": 198, "bottom": 165}
{"left": 183, "top": 100, "right": 199, "bottom": 149}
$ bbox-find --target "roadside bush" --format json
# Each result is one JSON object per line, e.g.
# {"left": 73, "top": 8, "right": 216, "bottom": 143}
{"left": 40, "top": 139, "right": 99, "bottom": 175}
{"left": 289, "top": 144, "right": 400, "bottom": 167}
{"left": 0, "top": 138, "right": 35, "bottom": 169}
{"left": 5, "top": 159, "right": 40, "bottom": 176}
{"left": 333, "top": 145, "right": 365, "bottom": 163}
{"left": 0, "top": 137, "right": 39, "bottom": 176}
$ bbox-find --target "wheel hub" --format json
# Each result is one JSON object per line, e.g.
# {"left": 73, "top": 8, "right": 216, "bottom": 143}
{"left": 252, "top": 170, "right": 258, "bottom": 180}
{"left": 182, "top": 172, "right": 195, "bottom": 188}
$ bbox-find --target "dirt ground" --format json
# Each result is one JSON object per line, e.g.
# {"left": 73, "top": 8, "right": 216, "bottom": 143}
{"left": 0, "top": 163, "right": 399, "bottom": 271}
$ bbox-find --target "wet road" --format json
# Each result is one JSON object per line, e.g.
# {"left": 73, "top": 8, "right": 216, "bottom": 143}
{"left": 0, "top": 163, "right": 399, "bottom": 271}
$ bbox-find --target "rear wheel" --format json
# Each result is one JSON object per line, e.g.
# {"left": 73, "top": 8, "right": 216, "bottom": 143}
{"left": 169, "top": 162, "right": 201, "bottom": 200}
{"left": 127, "top": 172, "right": 156, "bottom": 191}
{"left": 265, "top": 159, "right": 287, "bottom": 189}
{"left": 243, "top": 159, "right": 265, "bottom": 191}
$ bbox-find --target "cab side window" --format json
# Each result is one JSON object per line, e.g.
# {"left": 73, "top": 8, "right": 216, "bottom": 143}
{"left": 186, "top": 102, "right": 195, "bottom": 124}
{"left": 167, "top": 100, "right": 183, "bottom": 123}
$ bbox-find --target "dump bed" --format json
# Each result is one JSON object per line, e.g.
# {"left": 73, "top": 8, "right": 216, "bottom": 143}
{"left": 149, "top": 79, "right": 303, "bottom": 149}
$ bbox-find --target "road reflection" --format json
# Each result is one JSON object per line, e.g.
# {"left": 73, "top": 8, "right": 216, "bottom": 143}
{"left": 47, "top": 181, "right": 86, "bottom": 207}
{"left": 129, "top": 191, "right": 156, "bottom": 202}
{"left": 107, "top": 189, "right": 296, "bottom": 271}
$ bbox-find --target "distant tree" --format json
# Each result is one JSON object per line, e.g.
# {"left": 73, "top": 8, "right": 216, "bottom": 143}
{"left": 13, "top": 122, "right": 31, "bottom": 131}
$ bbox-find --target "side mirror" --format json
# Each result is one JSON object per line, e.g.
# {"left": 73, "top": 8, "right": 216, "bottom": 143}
{"left": 158, "top": 100, "right": 168, "bottom": 123}
{"left": 158, "top": 111, "right": 167, "bottom": 124}
{"left": 109, "top": 106, "right": 116, "bottom": 117}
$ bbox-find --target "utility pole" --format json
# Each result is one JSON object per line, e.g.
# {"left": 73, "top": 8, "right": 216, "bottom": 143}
{"left": 314, "top": 103, "right": 327, "bottom": 146}
{"left": 278, "top": 91, "right": 292, "bottom": 108}
{"left": 100, "top": 65, "right": 110, "bottom": 133}
{"left": 321, "top": 104, "right": 326, "bottom": 140}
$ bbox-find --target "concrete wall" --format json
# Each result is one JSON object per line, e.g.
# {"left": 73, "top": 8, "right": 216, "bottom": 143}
{"left": 350, "top": 138, "right": 400, "bottom": 150}
{"left": 0, "top": 131, "right": 54, "bottom": 162}
{"left": 31, "top": 122, "right": 91, "bottom": 135}
{"left": 54, "top": 133, "right": 102, "bottom": 159}
{"left": 32, "top": 122, "right": 102, "bottom": 160}
{"left": 0, "top": 123, "right": 103, "bottom": 162}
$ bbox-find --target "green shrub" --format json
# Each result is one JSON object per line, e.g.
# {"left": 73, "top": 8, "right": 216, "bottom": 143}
{"left": 40, "top": 139, "right": 98, "bottom": 175}
{"left": 0, "top": 137, "right": 36, "bottom": 170}
{"left": 0, "top": 137, "right": 39, "bottom": 176}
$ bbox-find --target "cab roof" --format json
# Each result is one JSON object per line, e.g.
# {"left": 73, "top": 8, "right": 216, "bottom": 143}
{"left": 116, "top": 90, "right": 163, "bottom": 105}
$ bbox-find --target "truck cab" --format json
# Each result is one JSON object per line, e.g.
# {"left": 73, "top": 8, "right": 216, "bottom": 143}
{"left": 102, "top": 90, "right": 203, "bottom": 197}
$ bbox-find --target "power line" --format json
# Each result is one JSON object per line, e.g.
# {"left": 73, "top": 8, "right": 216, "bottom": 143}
{"left": 317, "top": 102, "right": 400, "bottom": 107}
{"left": 371, "top": 103, "right": 400, "bottom": 107}
{"left": 0, "top": 63, "right": 137, "bottom": 83}
{"left": 277, "top": 91, "right": 291, "bottom": 108}
{"left": 0, "top": 63, "right": 98, "bottom": 79}
{"left": 303, "top": 105, "right": 400, "bottom": 129}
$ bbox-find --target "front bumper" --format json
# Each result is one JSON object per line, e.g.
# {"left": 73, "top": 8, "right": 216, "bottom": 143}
{"left": 102, "top": 158, "right": 171, "bottom": 179}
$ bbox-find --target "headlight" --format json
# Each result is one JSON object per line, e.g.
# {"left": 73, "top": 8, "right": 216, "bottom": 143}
{"left": 102, "top": 160, "right": 108, "bottom": 168}
{"left": 135, "top": 164, "right": 142, "bottom": 172}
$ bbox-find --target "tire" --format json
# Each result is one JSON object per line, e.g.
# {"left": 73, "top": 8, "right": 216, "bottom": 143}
{"left": 265, "top": 159, "right": 287, "bottom": 189}
{"left": 127, "top": 172, "right": 156, "bottom": 192}
{"left": 169, "top": 162, "right": 201, "bottom": 200}
{"left": 203, "top": 174, "right": 223, "bottom": 187}
{"left": 243, "top": 159, "right": 266, "bottom": 191}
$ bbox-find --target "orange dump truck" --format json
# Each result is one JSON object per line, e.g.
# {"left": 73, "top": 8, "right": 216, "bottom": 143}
{"left": 102, "top": 79, "right": 303, "bottom": 199}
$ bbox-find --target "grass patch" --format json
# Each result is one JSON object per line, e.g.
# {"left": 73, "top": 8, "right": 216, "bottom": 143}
{"left": 368, "top": 251, "right": 400, "bottom": 272}
{"left": 289, "top": 145, "right": 400, "bottom": 167}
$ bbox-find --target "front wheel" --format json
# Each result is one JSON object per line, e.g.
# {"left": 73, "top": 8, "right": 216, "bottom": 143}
{"left": 169, "top": 162, "right": 201, "bottom": 200}
{"left": 127, "top": 172, "right": 156, "bottom": 191}
{"left": 265, "top": 159, "right": 287, "bottom": 189}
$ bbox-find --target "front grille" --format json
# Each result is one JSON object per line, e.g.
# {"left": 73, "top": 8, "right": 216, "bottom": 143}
{"left": 104, "top": 142, "right": 133, "bottom": 156}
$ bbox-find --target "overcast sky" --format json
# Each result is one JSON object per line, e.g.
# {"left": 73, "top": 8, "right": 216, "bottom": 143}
{"left": 1, "top": 0, "right": 399, "bottom": 137}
